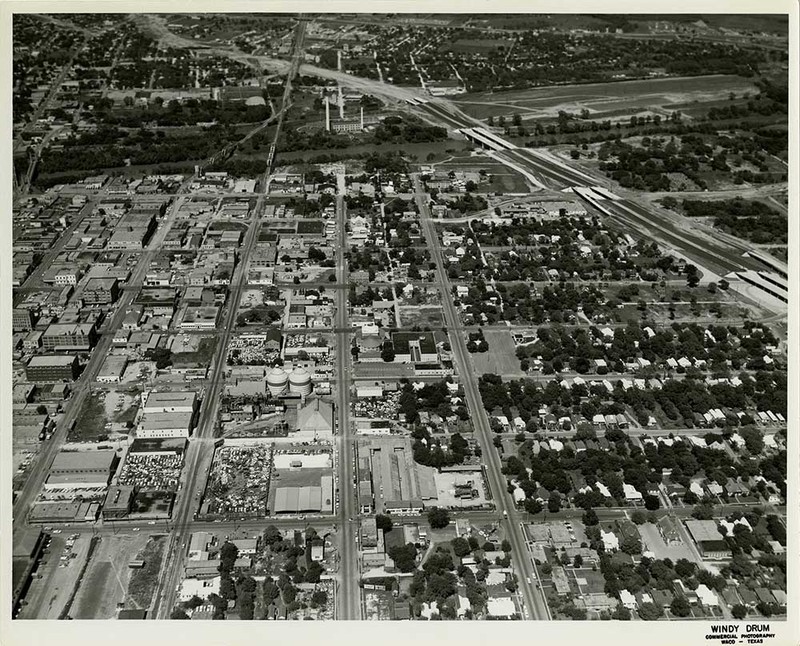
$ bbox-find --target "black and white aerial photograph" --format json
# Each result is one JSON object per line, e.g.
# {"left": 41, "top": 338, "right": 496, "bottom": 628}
{"left": 2, "top": 3, "right": 797, "bottom": 645}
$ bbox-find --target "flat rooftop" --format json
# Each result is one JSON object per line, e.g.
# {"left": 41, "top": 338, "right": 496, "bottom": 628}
{"left": 685, "top": 519, "right": 724, "bottom": 542}
{"left": 144, "top": 391, "right": 197, "bottom": 407}
{"left": 130, "top": 437, "right": 188, "bottom": 454}
{"left": 138, "top": 410, "right": 193, "bottom": 430}
{"left": 28, "top": 354, "right": 77, "bottom": 367}
{"left": 51, "top": 450, "right": 116, "bottom": 473}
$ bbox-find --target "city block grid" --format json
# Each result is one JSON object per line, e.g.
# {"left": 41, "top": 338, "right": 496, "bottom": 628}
{"left": 6, "top": 9, "right": 794, "bottom": 631}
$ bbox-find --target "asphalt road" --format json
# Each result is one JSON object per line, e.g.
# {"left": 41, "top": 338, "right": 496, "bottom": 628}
{"left": 333, "top": 171, "right": 361, "bottom": 619}
{"left": 33, "top": 501, "right": 786, "bottom": 539}
{"left": 414, "top": 174, "right": 550, "bottom": 621}
{"left": 150, "top": 173, "right": 265, "bottom": 620}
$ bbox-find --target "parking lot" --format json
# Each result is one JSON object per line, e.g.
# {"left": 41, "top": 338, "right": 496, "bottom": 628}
{"left": 118, "top": 453, "right": 184, "bottom": 492}
{"left": 353, "top": 391, "right": 401, "bottom": 420}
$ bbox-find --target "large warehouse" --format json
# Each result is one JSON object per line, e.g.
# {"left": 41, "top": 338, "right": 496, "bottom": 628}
{"left": 45, "top": 449, "right": 118, "bottom": 489}
{"left": 273, "top": 476, "right": 333, "bottom": 515}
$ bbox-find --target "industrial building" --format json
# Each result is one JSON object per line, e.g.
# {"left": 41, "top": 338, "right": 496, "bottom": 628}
{"left": 357, "top": 438, "right": 435, "bottom": 515}
{"left": 102, "top": 484, "right": 137, "bottom": 519}
{"left": 107, "top": 212, "right": 156, "bottom": 251}
{"left": 734, "top": 270, "right": 788, "bottom": 304}
{"left": 684, "top": 519, "right": 731, "bottom": 558}
{"left": 179, "top": 305, "right": 220, "bottom": 330}
{"left": 143, "top": 390, "right": 198, "bottom": 414}
{"left": 137, "top": 410, "right": 195, "bottom": 439}
{"left": 97, "top": 355, "right": 128, "bottom": 383}
{"left": 745, "top": 249, "right": 788, "bottom": 279}
{"left": 273, "top": 476, "right": 334, "bottom": 515}
{"left": 82, "top": 277, "right": 120, "bottom": 304}
{"left": 12, "top": 528, "right": 46, "bottom": 614}
{"left": 45, "top": 449, "right": 118, "bottom": 489}
{"left": 25, "top": 354, "right": 80, "bottom": 382}
{"left": 266, "top": 365, "right": 314, "bottom": 396}
{"left": 296, "top": 398, "right": 334, "bottom": 438}
{"left": 129, "top": 437, "right": 188, "bottom": 455}
{"left": 41, "top": 322, "right": 97, "bottom": 351}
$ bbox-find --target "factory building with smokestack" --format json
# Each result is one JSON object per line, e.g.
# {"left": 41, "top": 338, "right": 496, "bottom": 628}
{"left": 323, "top": 92, "right": 381, "bottom": 133}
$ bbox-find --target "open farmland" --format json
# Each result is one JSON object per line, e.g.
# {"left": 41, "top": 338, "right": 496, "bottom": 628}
{"left": 453, "top": 74, "right": 760, "bottom": 121}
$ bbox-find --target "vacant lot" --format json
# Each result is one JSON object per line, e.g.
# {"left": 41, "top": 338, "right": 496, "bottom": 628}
{"left": 72, "top": 533, "right": 152, "bottom": 619}
{"left": 127, "top": 535, "right": 168, "bottom": 609}
{"left": 173, "top": 336, "right": 217, "bottom": 366}
{"left": 70, "top": 393, "right": 108, "bottom": 442}
{"left": 469, "top": 329, "right": 524, "bottom": 377}
{"left": 398, "top": 305, "right": 444, "bottom": 328}
{"left": 453, "top": 75, "right": 760, "bottom": 121}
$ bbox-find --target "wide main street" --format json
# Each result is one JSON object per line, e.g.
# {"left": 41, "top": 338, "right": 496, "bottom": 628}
{"left": 333, "top": 171, "right": 361, "bottom": 620}
{"left": 149, "top": 192, "right": 263, "bottom": 619}
{"left": 414, "top": 174, "right": 549, "bottom": 621}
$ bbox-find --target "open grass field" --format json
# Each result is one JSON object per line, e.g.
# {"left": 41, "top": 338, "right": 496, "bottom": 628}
{"left": 452, "top": 75, "right": 760, "bottom": 121}
{"left": 469, "top": 328, "right": 524, "bottom": 377}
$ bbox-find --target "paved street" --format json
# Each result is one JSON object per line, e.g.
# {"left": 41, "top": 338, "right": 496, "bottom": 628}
{"left": 333, "top": 170, "right": 361, "bottom": 619}
{"left": 414, "top": 173, "right": 550, "bottom": 621}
